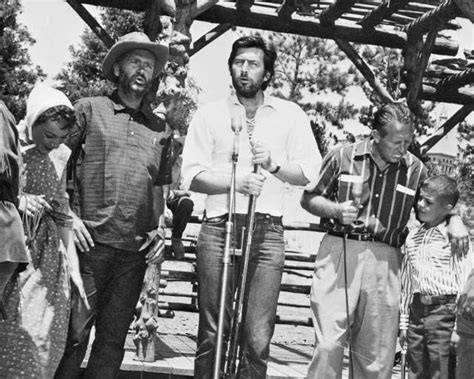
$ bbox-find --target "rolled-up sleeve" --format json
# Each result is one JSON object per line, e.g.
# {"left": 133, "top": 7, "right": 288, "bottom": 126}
{"left": 306, "top": 147, "right": 340, "bottom": 197}
{"left": 181, "top": 109, "right": 215, "bottom": 191}
{"left": 287, "top": 108, "right": 321, "bottom": 191}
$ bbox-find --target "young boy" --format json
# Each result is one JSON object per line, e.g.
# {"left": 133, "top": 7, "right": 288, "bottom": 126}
{"left": 399, "top": 175, "right": 473, "bottom": 378}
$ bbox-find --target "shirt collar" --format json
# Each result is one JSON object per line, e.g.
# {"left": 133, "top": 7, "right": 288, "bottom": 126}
{"left": 354, "top": 138, "right": 409, "bottom": 167}
{"left": 422, "top": 220, "right": 449, "bottom": 238}
{"left": 227, "top": 93, "right": 277, "bottom": 112}
{"left": 109, "top": 91, "right": 164, "bottom": 132}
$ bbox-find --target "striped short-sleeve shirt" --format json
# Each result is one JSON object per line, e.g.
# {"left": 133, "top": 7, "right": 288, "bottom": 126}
{"left": 309, "top": 138, "right": 427, "bottom": 247}
{"left": 66, "top": 92, "right": 167, "bottom": 252}
{"left": 400, "top": 222, "right": 474, "bottom": 317}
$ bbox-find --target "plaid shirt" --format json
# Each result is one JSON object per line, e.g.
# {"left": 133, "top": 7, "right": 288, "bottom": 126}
{"left": 308, "top": 138, "right": 427, "bottom": 247}
{"left": 66, "top": 92, "right": 167, "bottom": 251}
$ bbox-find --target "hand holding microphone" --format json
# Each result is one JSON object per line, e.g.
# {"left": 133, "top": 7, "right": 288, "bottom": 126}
{"left": 231, "top": 106, "right": 244, "bottom": 161}
{"left": 351, "top": 179, "right": 364, "bottom": 228}
{"left": 250, "top": 139, "right": 272, "bottom": 170}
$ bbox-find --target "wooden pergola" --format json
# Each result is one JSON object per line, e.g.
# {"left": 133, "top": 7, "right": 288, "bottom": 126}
{"left": 64, "top": 0, "right": 473, "bottom": 364}
{"left": 67, "top": 0, "right": 473, "bottom": 152}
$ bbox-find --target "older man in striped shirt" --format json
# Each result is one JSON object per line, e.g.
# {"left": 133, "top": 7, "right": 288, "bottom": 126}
{"left": 301, "top": 103, "right": 468, "bottom": 379}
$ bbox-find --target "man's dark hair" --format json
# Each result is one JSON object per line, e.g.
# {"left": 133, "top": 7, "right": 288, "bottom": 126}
{"left": 227, "top": 36, "right": 277, "bottom": 90}
{"left": 34, "top": 105, "right": 76, "bottom": 130}
{"left": 422, "top": 175, "right": 459, "bottom": 207}
{"left": 372, "top": 103, "right": 413, "bottom": 137}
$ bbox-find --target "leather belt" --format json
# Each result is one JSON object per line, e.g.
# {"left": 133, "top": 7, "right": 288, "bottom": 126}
{"left": 414, "top": 293, "right": 457, "bottom": 306}
{"left": 205, "top": 213, "right": 282, "bottom": 225}
{"left": 327, "top": 230, "right": 375, "bottom": 242}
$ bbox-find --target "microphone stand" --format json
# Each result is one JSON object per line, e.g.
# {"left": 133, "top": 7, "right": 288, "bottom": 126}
{"left": 225, "top": 163, "right": 261, "bottom": 376}
{"left": 213, "top": 118, "right": 242, "bottom": 379}
{"left": 342, "top": 180, "right": 363, "bottom": 379}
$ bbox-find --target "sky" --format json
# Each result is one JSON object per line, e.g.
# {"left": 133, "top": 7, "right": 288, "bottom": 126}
{"left": 18, "top": 0, "right": 239, "bottom": 102}
{"left": 17, "top": 0, "right": 473, "bottom": 155}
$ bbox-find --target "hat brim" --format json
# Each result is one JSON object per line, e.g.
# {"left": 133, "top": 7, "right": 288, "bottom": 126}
{"left": 102, "top": 41, "right": 169, "bottom": 82}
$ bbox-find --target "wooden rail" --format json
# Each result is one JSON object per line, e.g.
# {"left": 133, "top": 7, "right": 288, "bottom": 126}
{"left": 158, "top": 219, "right": 322, "bottom": 327}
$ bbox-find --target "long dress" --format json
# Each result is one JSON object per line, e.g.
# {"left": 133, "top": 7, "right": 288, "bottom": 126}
{"left": 0, "top": 144, "right": 72, "bottom": 378}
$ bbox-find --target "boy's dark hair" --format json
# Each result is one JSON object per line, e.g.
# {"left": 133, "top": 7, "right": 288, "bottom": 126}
{"left": 372, "top": 103, "right": 414, "bottom": 137}
{"left": 227, "top": 36, "right": 277, "bottom": 90}
{"left": 422, "top": 174, "right": 459, "bottom": 207}
{"left": 34, "top": 105, "right": 76, "bottom": 130}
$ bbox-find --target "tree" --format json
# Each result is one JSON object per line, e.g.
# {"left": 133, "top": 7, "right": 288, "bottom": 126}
{"left": 456, "top": 121, "right": 474, "bottom": 234}
{"left": 55, "top": 8, "right": 144, "bottom": 102}
{"left": 242, "top": 30, "right": 363, "bottom": 156}
{"left": 0, "top": 0, "right": 45, "bottom": 121}
{"left": 56, "top": 8, "right": 199, "bottom": 133}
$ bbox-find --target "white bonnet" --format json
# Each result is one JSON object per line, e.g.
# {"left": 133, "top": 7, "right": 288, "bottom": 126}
{"left": 26, "top": 83, "right": 74, "bottom": 135}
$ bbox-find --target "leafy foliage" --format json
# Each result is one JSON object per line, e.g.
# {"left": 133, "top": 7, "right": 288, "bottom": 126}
{"left": 455, "top": 121, "right": 474, "bottom": 233}
{"left": 55, "top": 8, "right": 144, "bottom": 102}
{"left": 0, "top": 0, "right": 45, "bottom": 121}
{"left": 55, "top": 8, "right": 199, "bottom": 133}
{"left": 242, "top": 30, "right": 365, "bottom": 155}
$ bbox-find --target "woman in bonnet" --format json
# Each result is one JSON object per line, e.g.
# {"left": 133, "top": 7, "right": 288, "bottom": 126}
{"left": 0, "top": 84, "right": 86, "bottom": 377}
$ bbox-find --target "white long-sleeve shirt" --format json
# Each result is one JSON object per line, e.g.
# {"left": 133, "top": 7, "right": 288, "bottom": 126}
{"left": 182, "top": 95, "right": 321, "bottom": 218}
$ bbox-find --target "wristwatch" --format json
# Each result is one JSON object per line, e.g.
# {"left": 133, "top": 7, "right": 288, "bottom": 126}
{"left": 269, "top": 163, "right": 281, "bottom": 174}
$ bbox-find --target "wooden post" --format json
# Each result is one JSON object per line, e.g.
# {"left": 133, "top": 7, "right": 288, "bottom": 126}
{"left": 420, "top": 104, "right": 474, "bottom": 155}
{"left": 190, "top": 23, "right": 232, "bottom": 56}
{"left": 335, "top": 38, "right": 394, "bottom": 103}
{"left": 133, "top": 2, "right": 168, "bottom": 361}
{"left": 66, "top": 0, "right": 114, "bottom": 48}
{"left": 133, "top": 263, "right": 162, "bottom": 361}
{"left": 406, "top": 30, "right": 437, "bottom": 113}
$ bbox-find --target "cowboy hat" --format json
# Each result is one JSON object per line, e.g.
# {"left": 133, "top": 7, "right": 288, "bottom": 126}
{"left": 102, "top": 32, "right": 169, "bottom": 82}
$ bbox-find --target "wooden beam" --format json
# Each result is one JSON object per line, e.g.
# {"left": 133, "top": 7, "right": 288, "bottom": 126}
{"left": 359, "top": 0, "right": 409, "bottom": 29}
{"left": 78, "top": 0, "right": 219, "bottom": 18}
{"left": 277, "top": 0, "right": 297, "bottom": 20}
{"left": 403, "top": 0, "right": 462, "bottom": 35}
{"left": 401, "top": 83, "right": 474, "bottom": 104}
{"left": 195, "top": 3, "right": 458, "bottom": 56}
{"left": 406, "top": 30, "right": 437, "bottom": 111}
{"left": 236, "top": 0, "right": 255, "bottom": 13}
{"left": 190, "top": 23, "right": 233, "bottom": 56}
{"left": 67, "top": 0, "right": 115, "bottom": 48}
{"left": 143, "top": 0, "right": 162, "bottom": 41}
{"left": 319, "top": 0, "right": 357, "bottom": 26}
{"left": 420, "top": 104, "right": 474, "bottom": 154}
{"left": 79, "top": 0, "right": 148, "bottom": 11}
{"left": 437, "top": 68, "right": 474, "bottom": 90}
{"left": 334, "top": 38, "right": 394, "bottom": 103}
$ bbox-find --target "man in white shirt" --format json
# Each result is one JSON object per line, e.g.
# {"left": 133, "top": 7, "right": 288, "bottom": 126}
{"left": 182, "top": 36, "right": 321, "bottom": 378}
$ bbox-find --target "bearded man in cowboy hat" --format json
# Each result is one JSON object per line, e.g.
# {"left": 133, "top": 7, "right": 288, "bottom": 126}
{"left": 55, "top": 32, "right": 169, "bottom": 379}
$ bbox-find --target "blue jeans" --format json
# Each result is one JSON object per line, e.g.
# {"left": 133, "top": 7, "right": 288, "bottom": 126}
{"left": 457, "top": 332, "right": 474, "bottom": 378}
{"left": 54, "top": 243, "right": 146, "bottom": 379}
{"left": 407, "top": 295, "right": 456, "bottom": 379}
{"left": 194, "top": 213, "right": 285, "bottom": 379}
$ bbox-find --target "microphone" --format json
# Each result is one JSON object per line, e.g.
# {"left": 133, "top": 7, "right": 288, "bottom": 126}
{"left": 351, "top": 178, "right": 364, "bottom": 229}
{"left": 230, "top": 106, "right": 243, "bottom": 162}
{"left": 352, "top": 179, "right": 363, "bottom": 208}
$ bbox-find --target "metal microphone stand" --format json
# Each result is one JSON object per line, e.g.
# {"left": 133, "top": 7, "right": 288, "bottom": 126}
{"left": 343, "top": 181, "right": 363, "bottom": 378}
{"left": 225, "top": 164, "right": 261, "bottom": 376}
{"left": 213, "top": 129, "right": 241, "bottom": 379}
